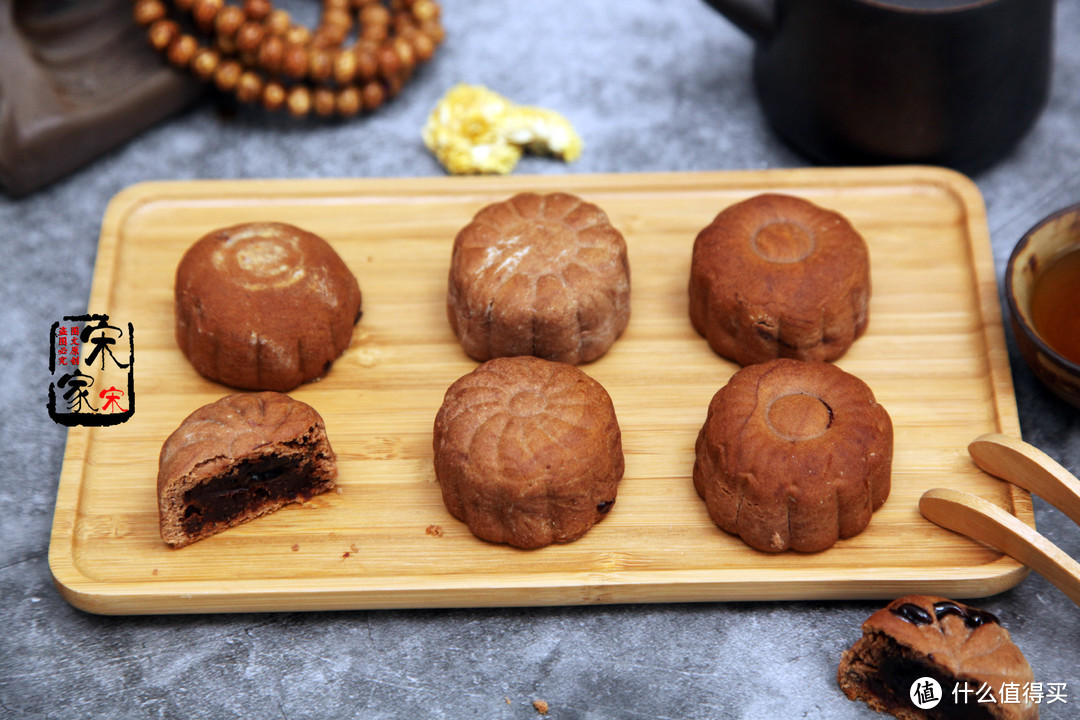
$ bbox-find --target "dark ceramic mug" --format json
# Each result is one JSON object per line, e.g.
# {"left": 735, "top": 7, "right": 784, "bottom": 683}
{"left": 700, "top": 0, "right": 1054, "bottom": 173}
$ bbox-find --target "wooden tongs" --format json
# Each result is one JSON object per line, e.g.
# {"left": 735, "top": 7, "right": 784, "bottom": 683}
{"left": 920, "top": 433, "right": 1080, "bottom": 607}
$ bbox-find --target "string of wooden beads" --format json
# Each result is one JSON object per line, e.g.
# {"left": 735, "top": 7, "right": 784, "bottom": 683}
{"left": 132, "top": 0, "right": 443, "bottom": 117}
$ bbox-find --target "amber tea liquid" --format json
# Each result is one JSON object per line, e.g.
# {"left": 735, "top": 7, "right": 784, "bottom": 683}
{"left": 1030, "top": 245, "right": 1080, "bottom": 365}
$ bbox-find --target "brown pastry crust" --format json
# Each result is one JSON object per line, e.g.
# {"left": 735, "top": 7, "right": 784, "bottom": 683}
{"left": 432, "top": 356, "right": 624, "bottom": 549}
{"left": 838, "top": 595, "right": 1038, "bottom": 720}
{"left": 447, "top": 192, "right": 630, "bottom": 365}
{"left": 689, "top": 193, "right": 870, "bottom": 366}
{"left": 693, "top": 358, "right": 892, "bottom": 552}
{"left": 158, "top": 392, "right": 338, "bottom": 547}
{"left": 175, "top": 221, "right": 362, "bottom": 391}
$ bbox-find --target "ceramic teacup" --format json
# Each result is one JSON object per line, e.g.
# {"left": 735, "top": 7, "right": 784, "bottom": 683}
{"left": 1006, "top": 203, "right": 1080, "bottom": 408}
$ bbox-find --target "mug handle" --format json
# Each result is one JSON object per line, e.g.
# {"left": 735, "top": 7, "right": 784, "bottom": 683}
{"left": 698, "top": 0, "right": 775, "bottom": 42}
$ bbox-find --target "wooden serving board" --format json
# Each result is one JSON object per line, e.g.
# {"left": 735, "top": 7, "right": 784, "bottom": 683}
{"left": 48, "top": 167, "right": 1030, "bottom": 615}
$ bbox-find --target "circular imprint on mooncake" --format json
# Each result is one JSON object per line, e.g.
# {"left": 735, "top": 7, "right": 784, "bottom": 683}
{"left": 765, "top": 392, "right": 833, "bottom": 441}
{"left": 693, "top": 358, "right": 892, "bottom": 553}
{"left": 447, "top": 192, "right": 631, "bottom": 365}
{"left": 432, "top": 356, "right": 624, "bottom": 549}
{"left": 750, "top": 221, "right": 816, "bottom": 263}
{"left": 689, "top": 193, "right": 871, "bottom": 366}
{"left": 211, "top": 226, "right": 307, "bottom": 290}
{"left": 175, "top": 222, "right": 362, "bottom": 392}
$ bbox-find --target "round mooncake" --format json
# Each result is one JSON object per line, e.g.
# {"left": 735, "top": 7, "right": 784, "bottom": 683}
{"left": 433, "top": 356, "right": 624, "bottom": 548}
{"left": 689, "top": 193, "right": 870, "bottom": 366}
{"left": 447, "top": 192, "right": 630, "bottom": 365}
{"left": 175, "top": 221, "right": 362, "bottom": 391}
{"left": 693, "top": 358, "right": 892, "bottom": 553}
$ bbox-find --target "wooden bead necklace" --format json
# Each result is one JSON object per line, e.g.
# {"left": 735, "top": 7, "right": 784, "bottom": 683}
{"left": 132, "top": 0, "right": 443, "bottom": 117}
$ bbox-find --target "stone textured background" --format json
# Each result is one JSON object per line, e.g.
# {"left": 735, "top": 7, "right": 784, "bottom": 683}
{"left": 2, "top": 1, "right": 1078, "bottom": 718}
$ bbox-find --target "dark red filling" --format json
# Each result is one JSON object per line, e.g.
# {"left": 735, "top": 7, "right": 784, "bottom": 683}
{"left": 869, "top": 637, "right": 997, "bottom": 720}
{"left": 891, "top": 601, "right": 1000, "bottom": 629}
{"left": 181, "top": 455, "right": 323, "bottom": 536}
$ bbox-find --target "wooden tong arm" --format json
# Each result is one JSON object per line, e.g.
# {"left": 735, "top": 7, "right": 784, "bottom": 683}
{"left": 968, "top": 433, "right": 1080, "bottom": 526}
{"left": 920, "top": 488, "right": 1080, "bottom": 607}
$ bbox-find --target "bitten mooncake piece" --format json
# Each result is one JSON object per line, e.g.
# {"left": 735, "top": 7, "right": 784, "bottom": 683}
{"left": 689, "top": 193, "right": 870, "bottom": 366}
{"left": 447, "top": 191, "right": 630, "bottom": 365}
{"left": 158, "top": 392, "right": 338, "bottom": 548}
{"left": 693, "top": 358, "right": 892, "bottom": 553}
{"left": 838, "top": 595, "right": 1038, "bottom": 720}
{"left": 175, "top": 221, "right": 362, "bottom": 392}
{"left": 432, "top": 356, "right": 624, "bottom": 549}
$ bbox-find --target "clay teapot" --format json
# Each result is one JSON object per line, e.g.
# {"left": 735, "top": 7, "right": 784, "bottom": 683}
{"left": 700, "top": 0, "right": 1054, "bottom": 173}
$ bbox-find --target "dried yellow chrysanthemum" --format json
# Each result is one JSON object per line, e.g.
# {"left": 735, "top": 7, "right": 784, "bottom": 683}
{"left": 422, "top": 84, "right": 583, "bottom": 175}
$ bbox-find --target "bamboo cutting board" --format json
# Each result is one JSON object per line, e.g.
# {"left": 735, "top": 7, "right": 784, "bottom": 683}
{"left": 49, "top": 167, "right": 1030, "bottom": 615}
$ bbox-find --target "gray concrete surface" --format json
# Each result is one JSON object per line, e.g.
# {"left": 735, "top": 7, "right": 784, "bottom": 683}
{"left": 2, "top": 1, "right": 1079, "bottom": 718}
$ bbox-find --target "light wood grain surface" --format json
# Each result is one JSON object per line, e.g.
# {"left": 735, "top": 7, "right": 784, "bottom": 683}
{"left": 48, "top": 167, "right": 1030, "bottom": 614}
